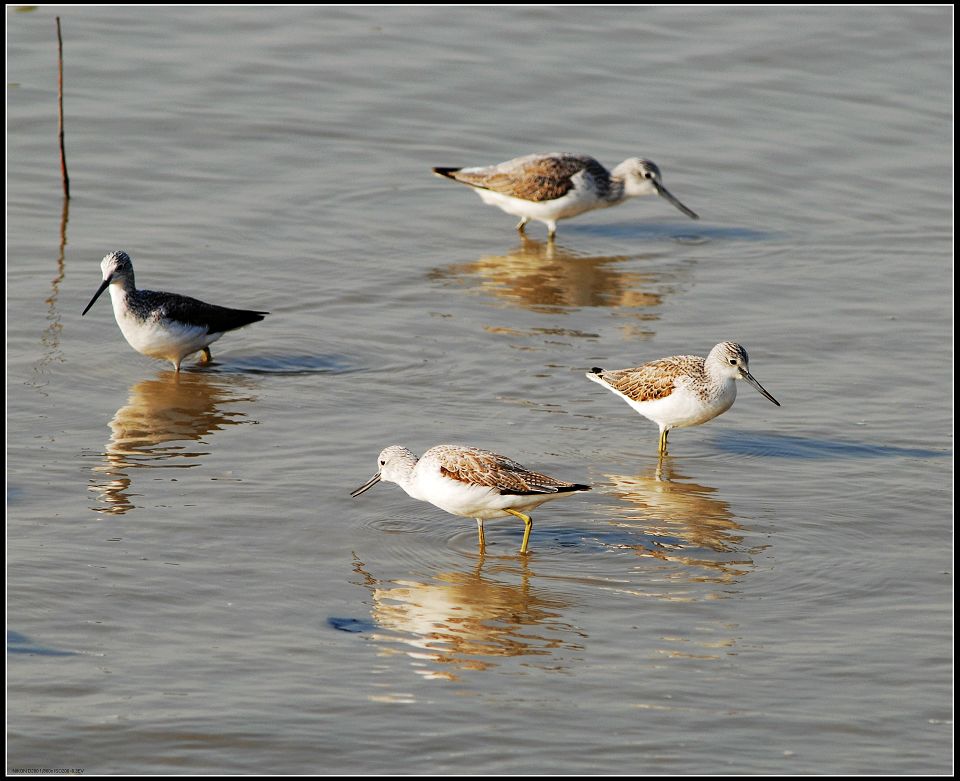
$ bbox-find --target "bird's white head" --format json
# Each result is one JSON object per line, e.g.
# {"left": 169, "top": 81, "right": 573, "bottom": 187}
{"left": 82, "top": 250, "right": 136, "bottom": 316}
{"left": 614, "top": 158, "right": 699, "bottom": 219}
{"left": 615, "top": 158, "right": 663, "bottom": 197}
{"left": 374, "top": 445, "right": 419, "bottom": 484}
{"left": 350, "top": 445, "right": 419, "bottom": 497}
{"left": 709, "top": 341, "right": 751, "bottom": 379}
{"left": 708, "top": 342, "right": 780, "bottom": 406}
{"left": 100, "top": 250, "right": 135, "bottom": 284}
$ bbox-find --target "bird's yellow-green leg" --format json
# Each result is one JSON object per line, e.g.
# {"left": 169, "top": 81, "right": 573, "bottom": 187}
{"left": 658, "top": 428, "right": 669, "bottom": 456}
{"left": 516, "top": 217, "right": 529, "bottom": 233}
{"left": 546, "top": 221, "right": 558, "bottom": 241}
{"left": 476, "top": 518, "right": 486, "bottom": 549}
{"left": 198, "top": 346, "right": 213, "bottom": 365}
{"left": 505, "top": 508, "right": 533, "bottom": 554}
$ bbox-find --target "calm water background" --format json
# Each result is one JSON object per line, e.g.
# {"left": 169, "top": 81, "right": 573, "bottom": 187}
{"left": 7, "top": 6, "right": 952, "bottom": 774}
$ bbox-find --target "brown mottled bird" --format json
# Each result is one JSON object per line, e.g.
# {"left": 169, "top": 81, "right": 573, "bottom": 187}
{"left": 433, "top": 152, "right": 698, "bottom": 238}
{"left": 587, "top": 342, "right": 780, "bottom": 455}
{"left": 351, "top": 444, "right": 590, "bottom": 554}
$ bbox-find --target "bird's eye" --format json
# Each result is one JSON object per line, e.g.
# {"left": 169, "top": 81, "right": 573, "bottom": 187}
{"left": 380, "top": 460, "right": 386, "bottom": 466}
{"left": 729, "top": 359, "right": 738, "bottom": 365}
{"left": 644, "top": 171, "right": 655, "bottom": 179}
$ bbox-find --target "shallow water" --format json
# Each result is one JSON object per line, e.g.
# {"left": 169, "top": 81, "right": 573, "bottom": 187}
{"left": 7, "top": 6, "right": 952, "bottom": 774}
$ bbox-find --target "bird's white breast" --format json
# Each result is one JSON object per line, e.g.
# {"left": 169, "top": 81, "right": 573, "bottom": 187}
{"left": 628, "top": 378, "right": 738, "bottom": 430}
{"left": 109, "top": 287, "right": 217, "bottom": 361}
{"left": 407, "top": 464, "right": 505, "bottom": 519}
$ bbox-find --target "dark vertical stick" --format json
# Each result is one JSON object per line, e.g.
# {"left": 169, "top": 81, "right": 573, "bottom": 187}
{"left": 56, "top": 16, "right": 70, "bottom": 199}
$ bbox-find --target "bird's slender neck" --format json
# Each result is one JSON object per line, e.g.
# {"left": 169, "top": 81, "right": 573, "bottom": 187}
{"left": 703, "top": 356, "right": 727, "bottom": 383}
{"left": 703, "top": 357, "right": 737, "bottom": 400}
{"left": 397, "top": 473, "right": 424, "bottom": 501}
{"left": 603, "top": 175, "right": 627, "bottom": 204}
{"left": 107, "top": 275, "right": 138, "bottom": 321}
{"left": 385, "top": 451, "right": 423, "bottom": 499}
{"left": 107, "top": 282, "right": 130, "bottom": 316}
{"left": 110, "top": 272, "right": 137, "bottom": 295}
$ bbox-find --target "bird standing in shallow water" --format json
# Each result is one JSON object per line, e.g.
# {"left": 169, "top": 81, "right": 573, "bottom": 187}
{"left": 351, "top": 444, "right": 591, "bottom": 554}
{"left": 432, "top": 152, "right": 698, "bottom": 239}
{"left": 586, "top": 342, "right": 780, "bottom": 456}
{"left": 82, "top": 250, "right": 268, "bottom": 372}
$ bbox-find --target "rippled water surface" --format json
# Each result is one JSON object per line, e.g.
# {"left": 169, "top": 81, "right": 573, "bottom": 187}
{"left": 7, "top": 6, "right": 952, "bottom": 774}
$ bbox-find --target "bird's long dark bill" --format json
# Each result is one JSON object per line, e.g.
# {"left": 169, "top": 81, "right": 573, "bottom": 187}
{"left": 743, "top": 371, "right": 780, "bottom": 406}
{"left": 652, "top": 180, "right": 699, "bottom": 220}
{"left": 82, "top": 278, "right": 111, "bottom": 316}
{"left": 350, "top": 473, "right": 381, "bottom": 498}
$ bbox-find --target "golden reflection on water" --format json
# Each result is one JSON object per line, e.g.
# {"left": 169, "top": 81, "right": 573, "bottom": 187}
{"left": 353, "top": 555, "right": 584, "bottom": 682}
{"left": 603, "top": 458, "right": 758, "bottom": 661}
{"left": 429, "top": 237, "right": 674, "bottom": 316}
{"left": 89, "top": 371, "right": 257, "bottom": 515}
{"left": 605, "top": 457, "right": 758, "bottom": 583}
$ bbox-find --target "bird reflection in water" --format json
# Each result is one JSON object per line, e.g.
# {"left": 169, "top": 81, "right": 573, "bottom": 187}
{"left": 429, "top": 237, "right": 679, "bottom": 317}
{"left": 351, "top": 554, "right": 584, "bottom": 682}
{"left": 89, "top": 371, "right": 257, "bottom": 515}
{"left": 604, "top": 457, "right": 761, "bottom": 584}
{"left": 603, "top": 459, "right": 760, "bottom": 662}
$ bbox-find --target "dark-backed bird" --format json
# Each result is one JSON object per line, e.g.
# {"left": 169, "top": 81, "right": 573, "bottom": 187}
{"left": 82, "top": 250, "right": 267, "bottom": 372}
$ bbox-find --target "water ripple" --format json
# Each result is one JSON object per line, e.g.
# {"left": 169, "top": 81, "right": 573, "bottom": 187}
{"left": 213, "top": 353, "right": 358, "bottom": 376}
{"left": 712, "top": 431, "right": 946, "bottom": 460}
{"left": 569, "top": 222, "right": 782, "bottom": 242}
